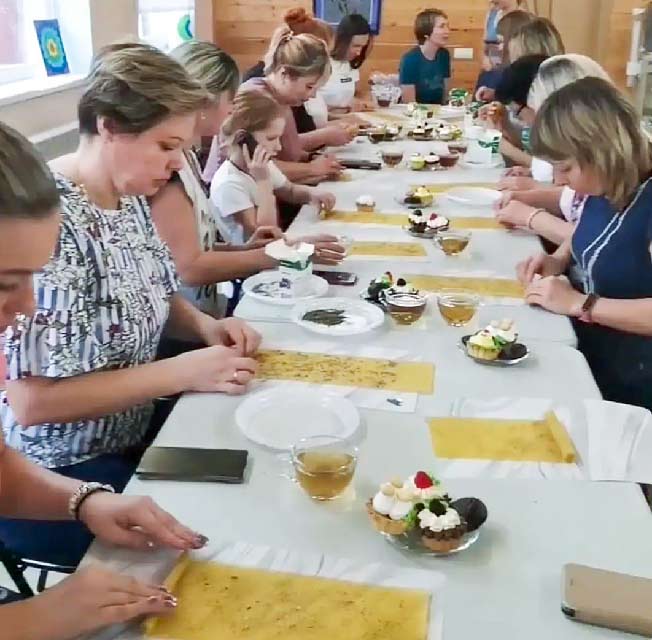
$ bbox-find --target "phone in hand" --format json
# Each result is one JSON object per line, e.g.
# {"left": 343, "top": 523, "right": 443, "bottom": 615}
{"left": 313, "top": 270, "right": 358, "bottom": 286}
{"left": 237, "top": 131, "right": 258, "bottom": 157}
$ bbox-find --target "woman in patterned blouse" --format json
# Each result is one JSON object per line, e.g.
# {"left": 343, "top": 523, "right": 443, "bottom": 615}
{"left": 0, "top": 43, "right": 260, "bottom": 567}
{"left": 0, "top": 121, "right": 211, "bottom": 640}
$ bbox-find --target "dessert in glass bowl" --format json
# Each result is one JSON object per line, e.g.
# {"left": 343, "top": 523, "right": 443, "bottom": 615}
{"left": 356, "top": 194, "right": 376, "bottom": 212}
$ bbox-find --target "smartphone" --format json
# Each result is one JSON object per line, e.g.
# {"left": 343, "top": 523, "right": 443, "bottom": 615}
{"left": 562, "top": 563, "right": 652, "bottom": 636}
{"left": 313, "top": 270, "right": 358, "bottom": 286}
{"left": 136, "top": 446, "right": 248, "bottom": 484}
{"left": 338, "top": 158, "right": 382, "bottom": 170}
{"left": 237, "top": 131, "right": 258, "bottom": 157}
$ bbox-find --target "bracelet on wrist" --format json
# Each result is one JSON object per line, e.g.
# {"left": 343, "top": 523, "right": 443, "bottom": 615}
{"left": 68, "top": 482, "right": 115, "bottom": 520}
{"left": 527, "top": 208, "right": 545, "bottom": 230}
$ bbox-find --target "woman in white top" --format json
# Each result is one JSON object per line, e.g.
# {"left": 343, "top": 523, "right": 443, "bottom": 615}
{"left": 494, "top": 54, "right": 611, "bottom": 245}
{"left": 320, "top": 13, "right": 373, "bottom": 112}
{"left": 211, "top": 90, "right": 336, "bottom": 244}
{"left": 151, "top": 42, "right": 344, "bottom": 318}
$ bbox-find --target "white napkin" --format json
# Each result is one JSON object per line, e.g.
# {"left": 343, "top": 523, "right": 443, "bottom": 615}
{"left": 434, "top": 397, "right": 652, "bottom": 483}
{"left": 256, "top": 338, "right": 427, "bottom": 413}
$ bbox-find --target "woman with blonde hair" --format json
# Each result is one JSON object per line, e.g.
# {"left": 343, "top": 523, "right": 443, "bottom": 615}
{"left": 507, "top": 17, "right": 565, "bottom": 62}
{"left": 0, "top": 42, "right": 260, "bottom": 567}
{"left": 210, "top": 90, "right": 337, "bottom": 245}
{"left": 517, "top": 77, "right": 652, "bottom": 410}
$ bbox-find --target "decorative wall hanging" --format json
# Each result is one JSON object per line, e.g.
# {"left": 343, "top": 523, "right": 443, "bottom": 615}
{"left": 314, "top": 0, "right": 382, "bottom": 35}
{"left": 34, "top": 19, "right": 69, "bottom": 77}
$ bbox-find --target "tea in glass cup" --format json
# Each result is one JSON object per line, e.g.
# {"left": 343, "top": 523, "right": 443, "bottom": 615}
{"left": 437, "top": 291, "right": 479, "bottom": 326}
{"left": 381, "top": 147, "right": 404, "bottom": 168}
{"left": 291, "top": 436, "right": 358, "bottom": 500}
{"left": 436, "top": 230, "right": 471, "bottom": 256}
{"left": 385, "top": 291, "right": 428, "bottom": 325}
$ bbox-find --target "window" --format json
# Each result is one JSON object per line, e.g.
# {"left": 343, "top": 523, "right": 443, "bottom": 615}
{"left": 139, "top": 0, "right": 195, "bottom": 52}
{"left": 0, "top": 0, "right": 91, "bottom": 86}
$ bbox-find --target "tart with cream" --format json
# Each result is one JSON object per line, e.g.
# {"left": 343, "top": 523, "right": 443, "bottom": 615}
{"left": 416, "top": 498, "right": 467, "bottom": 552}
{"left": 467, "top": 319, "right": 517, "bottom": 361}
{"left": 356, "top": 195, "right": 376, "bottom": 212}
{"left": 424, "top": 153, "right": 440, "bottom": 169}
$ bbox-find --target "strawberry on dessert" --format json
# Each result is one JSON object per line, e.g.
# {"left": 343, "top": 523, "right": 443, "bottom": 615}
{"left": 427, "top": 213, "right": 449, "bottom": 232}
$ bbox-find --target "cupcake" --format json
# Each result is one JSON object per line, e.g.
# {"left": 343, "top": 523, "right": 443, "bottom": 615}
{"left": 386, "top": 125, "right": 400, "bottom": 140}
{"left": 404, "top": 186, "right": 434, "bottom": 207}
{"left": 417, "top": 498, "right": 467, "bottom": 553}
{"left": 427, "top": 213, "right": 450, "bottom": 233}
{"left": 410, "top": 153, "right": 426, "bottom": 171}
{"left": 436, "top": 124, "right": 455, "bottom": 141}
{"left": 467, "top": 319, "right": 517, "bottom": 361}
{"left": 366, "top": 481, "right": 415, "bottom": 535}
{"left": 356, "top": 195, "right": 376, "bottom": 212}
{"left": 365, "top": 271, "right": 393, "bottom": 303}
{"left": 408, "top": 209, "right": 427, "bottom": 234}
{"left": 424, "top": 153, "right": 440, "bottom": 169}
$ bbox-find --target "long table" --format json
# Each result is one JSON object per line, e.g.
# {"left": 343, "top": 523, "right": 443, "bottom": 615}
{"left": 85, "top": 111, "right": 652, "bottom": 640}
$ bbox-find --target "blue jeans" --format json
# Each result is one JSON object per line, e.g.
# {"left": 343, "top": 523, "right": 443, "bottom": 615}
{"left": 0, "top": 454, "right": 137, "bottom": 568}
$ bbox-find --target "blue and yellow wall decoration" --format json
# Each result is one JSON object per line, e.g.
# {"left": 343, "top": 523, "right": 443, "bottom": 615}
{"left": 34, "top": 19, "right": 70, "bottom": 77}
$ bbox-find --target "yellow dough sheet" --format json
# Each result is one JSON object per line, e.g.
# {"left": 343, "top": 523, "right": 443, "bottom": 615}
{"left": 410, "top": 183, "right": 497, "bottom": 194}
{"left": 256, "top": 349, "right": 435, "bottom": 394}
{"left": 322, "top": 211, "right": 504, "bottom": 231}
{"left": 404, "top": 274, "right": 525, "bottom": 299}
{"left": 145, "top": 557, "right": 431, "bottom": 640}
{"left": 349, "top": 241, "right": 427, "bottom": 257}
{"left": 428, "top": 411, "right": 577, "bottom": 463}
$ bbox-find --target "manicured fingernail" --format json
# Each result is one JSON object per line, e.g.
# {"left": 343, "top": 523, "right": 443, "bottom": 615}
{"left": 194, "top": 534, "right": 209, "bottom": 547}
{"left": 158, "top": 585, "right": 172, "bottom": 594}
{"left": 164, "top": 596, "right": 178, "bottom": 608}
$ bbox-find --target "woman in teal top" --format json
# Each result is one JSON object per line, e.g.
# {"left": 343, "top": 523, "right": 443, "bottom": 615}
{"left": 399, "top": 8, "right": 451, "bottom": 105}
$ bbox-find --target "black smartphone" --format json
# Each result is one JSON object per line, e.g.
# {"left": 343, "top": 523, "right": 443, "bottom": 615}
{"left": 338, "top": 158, "right": 382, "bottom": 170}
{"left": 313, "top": 270, "right": 358, "bottom": 286}
{"left": 237, "top": 131, "right": 258, "bottom": 157}
{"left": 136, "top": 446, "right": 248, "bottom": 483}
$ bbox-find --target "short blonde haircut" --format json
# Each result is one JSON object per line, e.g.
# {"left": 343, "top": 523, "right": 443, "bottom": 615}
{"left": 79, "top": 42, "right": 210, "bottom": 135}
{"left": 170, "top": 41, "right": 240, "bottom": 99}
{"left": 528, "top": 54, "right": 610, "bottom": 111}
{"left": 221, "top": 91, "right": 285, "bottom": 144}
{"left": 508, "top": 17, "right": 564, "bottom": 62}
{"left": 531, "top": 77, "right": 652, "bottom": 208}
{"left": 263, "top": 25, "right": 330, "bottom": 80}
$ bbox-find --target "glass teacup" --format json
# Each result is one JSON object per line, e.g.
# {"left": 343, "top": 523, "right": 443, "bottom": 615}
{"left": 436, "top": 230, "right": 472, "bottom": 256}
{"left": 291, "top": 435, "right": 358, "bottom": 501}
{"left": 437, "top": 291, "right": 480, "bottom": 326}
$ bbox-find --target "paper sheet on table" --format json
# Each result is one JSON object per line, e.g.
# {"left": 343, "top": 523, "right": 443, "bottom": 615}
{"left": 404, "top": 274, "right": 525, "bottom": 301}
{"left": 85, "top": 541, "right": 445, "bottom": 640}
{"left": 411, "top": 183, "right": 497, "bottom": 194}
{"left": 362, "top": 112, "right": 406, "bottom": 124}
{"left": 322, "top": 211, "right": 505, "bottom": 231}
{"left": 348, "top": 241, "right": 427, "bottom": 258}
{"left": 146, "top": 552, "right": 431, "bottom": 640}
{"left": 428, "top": 411, "right": 576, "bottom": 463}
{"left": 256, "top": 349, "right": 434, "bottom": 394}
{"left": 429, "top": 397, "right": 652, "bottom": 482}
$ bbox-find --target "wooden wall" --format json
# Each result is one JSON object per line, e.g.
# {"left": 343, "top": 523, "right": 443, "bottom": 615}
{"left": 213, "top": 0, "right": 645, "bottom": 93}
{"left": 213, "top": 0, "right": 490, "bottom": 91}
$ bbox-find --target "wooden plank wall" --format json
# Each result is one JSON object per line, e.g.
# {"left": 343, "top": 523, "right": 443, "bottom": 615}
{"left": 213, "top": 0, "right": 490, "bottom": 91}
{"left": 212, "top": 0, "right": 646, "bottom": 93}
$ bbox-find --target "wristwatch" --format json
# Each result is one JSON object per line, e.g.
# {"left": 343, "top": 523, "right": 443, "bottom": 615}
{"left": 578, "top": 292, "right": 599, "bottom": 323}
{"left": 68, "top": 482, "right": 115, "bottom": 520}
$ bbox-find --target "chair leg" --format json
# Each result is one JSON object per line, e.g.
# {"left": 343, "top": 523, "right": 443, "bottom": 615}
{"left": 0, "top": 544, "right": 34, "bottom": 598}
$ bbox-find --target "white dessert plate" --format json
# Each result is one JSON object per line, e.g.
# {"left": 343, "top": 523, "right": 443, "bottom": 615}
{"left": 291, "top": 297, "right": 385, "bottom": 336}
{"left": 443, "top": 187, "right": 501, "bottom": 207}
{"left": 459, "top": 156, "right": 504, "bottom": 170}
{"left": 380, "top": 528, "right": 480, "bottom": 557}
{"left": 460, "top": 335, "right": 530, "bottom": 366}
{"left": 235, "top": 388, "right": 360, "bottom": 450}
{"left": 242, "top": 271, "right": 328, "bottom": 306}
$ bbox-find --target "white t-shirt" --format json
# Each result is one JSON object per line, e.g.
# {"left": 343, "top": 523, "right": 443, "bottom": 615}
{"left": 559, "top": 186, "right": 587, "bottom": 224}
{"left": 319, "top": 59, "right": 359, "bottom": 109}
{"left": 305, "top": 94, "right": 329, "bottom": 128}
{"left": 209, "top": 159, "right": 288, "bottom": 245}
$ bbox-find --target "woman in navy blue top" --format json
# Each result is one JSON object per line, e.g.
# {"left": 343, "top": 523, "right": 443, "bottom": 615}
{"left": 517, "top": 76, "right": 652, "bottom": 410}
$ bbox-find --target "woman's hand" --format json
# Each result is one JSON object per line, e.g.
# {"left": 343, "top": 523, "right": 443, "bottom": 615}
{"left": 495, "top": 200, "right": 536, "bottom": 229}
{"left": 322, "top": 125, "right": 356, "bottom": 147}
{"left": 478, "top": 101, "right": 507, "bottom": 131}
{"left": 175, "top": 345, "right": 258, "bottom": 395}
{"left": 498, "top": 175, "right": 538, "bottom": 191}
{"left": 525, "top": 276, "right": 585, "bottom": 316}
{"left": 475, "top": 86, "right": 496, "bottom": 103}
{"left": 516, "top": 252, "right": 565, "bottom": 284}
{"left": 504, "top": 166, "right": 533, "bottom": 178}
{"left": 243, "top": 145, "right": 272, "bottom": 182}
{"left": 309, "top": 155, "right": 343, "bottom": 180}
{"left": 352, "top": 98, "right": 375, "bottom": 112}
{"left": 29, "top": 566, "right": 175, "bottom": 639}
{"left": 79, "top": 493, "right": 207, "bottom": 551}
{"left": 293, "top": 233, "right": 346, "bottom": 265}
{"left": 245, "top": 226, "right": 284, "bottom": 248}
{"left": 202, "top": 317, "right": 261, "bottom": 356}
{"left": 309, "top": 190, "right": 336, "bottom": 212}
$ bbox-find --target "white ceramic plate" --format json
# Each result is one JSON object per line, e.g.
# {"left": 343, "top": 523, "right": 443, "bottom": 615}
{"left": 459, "top": 156, "right": 504, "bottom": 170}
{"left": 292, "top": 297, "right": 385, "bottom": 336}
{"left": 242, "top": 271, "right": 329, "bottom": 306}
{"left": 443, "top": 187, "right": 502, "bottom": 207}
{"left": 235, "top": 388, "right": 360, "bottom": 450}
